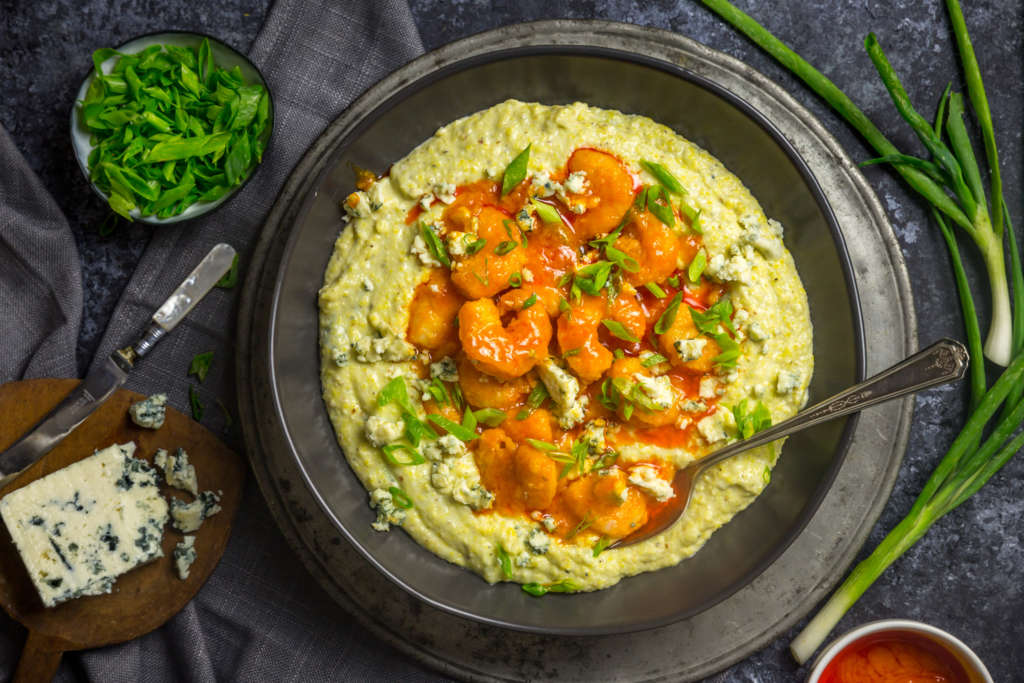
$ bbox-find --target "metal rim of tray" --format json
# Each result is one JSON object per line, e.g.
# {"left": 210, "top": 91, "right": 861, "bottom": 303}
{"left": 237, "top": 20, "right": 916, "bottom": 682}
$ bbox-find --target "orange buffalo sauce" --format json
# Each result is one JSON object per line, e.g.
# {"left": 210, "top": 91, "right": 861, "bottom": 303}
{"left": 404, "top": 147, "right": 736, "bottom": 547}
{"left": 819, "top": 631, "right": 971, "bottom": 683}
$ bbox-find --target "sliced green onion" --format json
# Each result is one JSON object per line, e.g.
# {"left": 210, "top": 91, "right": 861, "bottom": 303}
{"left": 654, "top": 292, "right": 683, "bottom": 334}
{"left": 426, "top": 414, "right": 478, "bottom": 441}
{"left": 688, "top": 249, "right": 707, "bottom": 282}
{"left": 388, "top": 486, "right": 414, "bottom": 509}
{"left": 531, "top": 198, "right": 563, "bottom": 225}
{"left": 601, "top": 319, "right": 639, "bottom": 342}
{"left": 501, "top": 144, "right": 531, "bottom": 196}
{"left": 496, "top": 545, "right": 513, "bottom": 578}
{"left": 495, "top": 240, "right": 517, "bottom": 255}
{"left": 645, "top": 185, "right": 675, "bottom": 228}
{"left": 382, "top": 444, "right": 426, "bottom": 466}
{"left": 644, "top": 282, "right": 667, "bottom": 298}
{"left": 419, "top": 223, "right": 451, "bottom": 268}
{"left": 188, "top": 350, "right": 214, "bottom": 382}
{"left": 188, "top": 384, "right": 203, "bottom": 421}
{"left": 641, "top": 353, "right": 668, "bottom": 368}
{"left": 640, "top": 160, "right": 687, "bottom": 195}
{"left": 473, "top": 408, "right": 507, "bottom": 426}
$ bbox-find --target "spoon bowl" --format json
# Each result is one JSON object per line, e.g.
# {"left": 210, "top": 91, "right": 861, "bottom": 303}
{"left": 611, "top": 338, "right": 968, "bottom": 549}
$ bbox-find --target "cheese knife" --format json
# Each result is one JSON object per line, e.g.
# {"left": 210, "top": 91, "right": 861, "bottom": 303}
{"left": 0, "top": 243, "right": 236, "bottom": 476}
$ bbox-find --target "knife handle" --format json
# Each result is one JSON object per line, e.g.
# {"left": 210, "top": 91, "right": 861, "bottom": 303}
{"left": 121, "top": 243, "right": 236, "bottom": 362}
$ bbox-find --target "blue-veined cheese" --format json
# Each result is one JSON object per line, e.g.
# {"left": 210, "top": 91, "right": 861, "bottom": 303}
{"left": 0, "top": 442, "right": 168, "bottom": 607}
{"left": 153, "top": 447, "right": 198, "bottom": 496}
{"left": 128, "top": 394, "right": 167, "bottom": 430}
{"left": 169, "top": 491, "right": 222, "bottom": 533}
{"left": 173, "top": 535, "right": 196, "bottom": 580}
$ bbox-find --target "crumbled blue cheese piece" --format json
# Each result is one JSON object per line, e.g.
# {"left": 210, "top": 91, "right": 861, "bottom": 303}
{"left": 449, "top": 455, "right": 494, "bottom": 510}
{"left": 696, "top": 408, "right": 735, "bottom": 444}
{"left": 536, "top": 359, "right": 587, "bottom": 429}
{"left": 430, "top": 461, "right": 453, "bottom": 491}
{"left": 538, "top": 513, "right": 557, "bottom": 533}
{"left": 0, "top": 442, "right": 168, "bottom": 607}
{"left": 430, "top": 357, "right": 459, "bottom": 382}
{"left": 410, "top": 233, "right": 441, "bottom": 267}
{"left": 526, "top": 528, "right": 550, "bottom": 554}
{"left": 522, "top": 267, "right": 534, "bottom": 283}
{"left": 351, "top": 334, "right": 416, "bottom": 363}
{"left": 748, "top": 321, "right": 770, "bottom": 343}
{"left": 369, "top": 488, "right": 406, "bottom": 532}
{"left": 628, "top": 465, "right": 675, "bottom": 502}
{"left": 579, "top": 420, "right": 607, "bottom": 455}
{"left": 638, "top": 350, "right": 669, "bottom": 375}
{"left": 699, "top": 376, "right": 720, "bottom": 399}
{"left": 422, "top": 434, "right": 467, "bottom": 461}
{"left": 446, "top": 231, "right": 477, "bottom": 257}
{"left": 562, "top": 170, "right": 588, "bottom": 194}
{"left": 128, "top": 394, "right": 167, "bottom": 430}
{"left": 531, "top": 171, "right": 559, "bottom": 198}
{"left": 634, "top": 374, "right": 674, "bottom": 410}
{"left": 173, "top": 535, "right": 196, "bottom": 580}
{"left": 776, "top": 370, "right": 802, "bottom": 395}
{"left": 680, "top": 399, "right": 707, "bottom": 413}
{"left": 739, "top": 214, "right": 785, "bottom": 260}
{"left": 169, "top": 491, "right": 222, "bottom": 534}
{"left": 673, "top": 338, "right": 707, "bottom": 363}
{"left": 153, "top": 448, "right": 198, "bottom": 496}
{"left": 706, "top": 248, "right": 753, "bottom": 285}
{"left": 515, "top": 207, "right": 534, "bottom": 232}
{"left": 432, "top": 182, "right": 457, "bottom": 205}
{"left": 365, "top": 415, "right": 403, "bottom": 447}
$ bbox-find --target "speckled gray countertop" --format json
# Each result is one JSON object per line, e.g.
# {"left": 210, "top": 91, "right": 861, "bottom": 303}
{"left": 1, "top": 0, "right": 1021, "bottom": 680}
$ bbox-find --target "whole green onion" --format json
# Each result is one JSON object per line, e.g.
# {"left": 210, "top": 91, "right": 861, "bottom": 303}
{"left": 702, "top": 0, "right": 1024, "bottom": 663}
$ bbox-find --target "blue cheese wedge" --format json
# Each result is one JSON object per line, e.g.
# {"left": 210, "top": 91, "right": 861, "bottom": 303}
{"left": 128, "top": 394, "right": 167, "bottom": 430}
{"left": 0, "top": 443, "right": 168, "bottom": 607}
{"left": 169, "top": 491, "right": 222, "bottom": 533}
{"left": 153, "top": 448, "right": 198, "bottom": 496}
{"left": 173, "top": 536, "right": 196, "bottom": 580}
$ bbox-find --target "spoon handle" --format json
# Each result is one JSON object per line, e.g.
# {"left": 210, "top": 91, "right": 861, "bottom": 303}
{"left": 694, "top": 338, "right": 969, "bottom": 474}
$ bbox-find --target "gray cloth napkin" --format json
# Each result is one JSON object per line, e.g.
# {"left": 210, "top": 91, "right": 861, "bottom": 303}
{"left": 0, "top": 0, "right": 452, "bottom": 679}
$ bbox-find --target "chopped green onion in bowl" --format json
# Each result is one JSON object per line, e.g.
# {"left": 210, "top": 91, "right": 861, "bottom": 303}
{"left": 71, "top": 31, "right": 274, "bottom": 224}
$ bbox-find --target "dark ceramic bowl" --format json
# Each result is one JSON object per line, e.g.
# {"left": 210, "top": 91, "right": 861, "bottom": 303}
{"left": 261, "top": 48, "right": 864, "bottom": 634}
{"left": 71, "top": 31, "right": 273, "bottom": 224}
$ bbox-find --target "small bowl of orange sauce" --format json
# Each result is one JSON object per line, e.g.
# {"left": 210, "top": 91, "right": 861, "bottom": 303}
{"left": 807, "top": 619, "right": 992, "bottom": 683}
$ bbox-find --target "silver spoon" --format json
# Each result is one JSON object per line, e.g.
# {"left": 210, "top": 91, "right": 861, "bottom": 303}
{"left": 610, "top": 338, "right": 969, "bottom": 549}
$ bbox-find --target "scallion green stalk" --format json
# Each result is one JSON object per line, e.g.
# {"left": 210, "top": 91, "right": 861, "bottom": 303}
{"left": 701, "top": 0, "right": 1024, "bottom": 663}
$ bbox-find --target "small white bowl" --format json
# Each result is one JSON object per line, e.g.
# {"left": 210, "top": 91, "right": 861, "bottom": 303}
{"left": 807, "top": 619, "right": 993, "bottom": 682}
{"left": 70, "top": 31, "right": 273, "bottom": 224}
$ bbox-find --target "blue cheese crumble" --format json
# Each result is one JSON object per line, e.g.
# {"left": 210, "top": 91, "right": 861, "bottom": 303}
{"left": 0, "top": 442, "right": 168, "bottom": 607}
{"left": 430, "top": 357, "right": 459, "bottom": 382}
{"left": 365, "top": 415, "right": 403, "bottom": 447}
{"left": 634, "top": 374, "right": 674, "bottom": 410}
{"left": 628, "top": 465, "right": 676, "bottom": 502}
{"left": 776, "top": 370, "right": 802, "bottom": 395}
{"left": 153, "top": 447, "right": 198, "bottom": 496}
{"left": 173, "top": 535, "right": 196, "bottom": 580}
{"left": 169, "top": 491, "right": 222, "bottom": 533}
{"left": 128, "top": 393, "right": 167, "bottom": 430}
{"left": 369, "top": 488, "right": 406, "bottom": 531}
{"left": 536, "top": 359, "right": 587, "bottom": 429}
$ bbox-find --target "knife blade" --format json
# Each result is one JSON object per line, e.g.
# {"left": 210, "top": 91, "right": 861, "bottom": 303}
{"left": 0, "top": 243, "right": 237, "bottom": 476}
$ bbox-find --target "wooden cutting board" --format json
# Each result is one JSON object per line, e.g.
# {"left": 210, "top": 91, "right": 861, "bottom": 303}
{"left": 0, "top": 379, "right": 245, "bottom": 682}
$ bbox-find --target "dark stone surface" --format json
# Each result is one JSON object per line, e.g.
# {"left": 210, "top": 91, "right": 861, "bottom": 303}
{"left": 1, "top": 0, "right": 1020, "bottom": 680}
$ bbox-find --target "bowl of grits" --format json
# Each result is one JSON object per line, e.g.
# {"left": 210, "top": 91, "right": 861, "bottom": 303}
{"left": 236, "top": 23, "right": 901, "bottom": 643}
